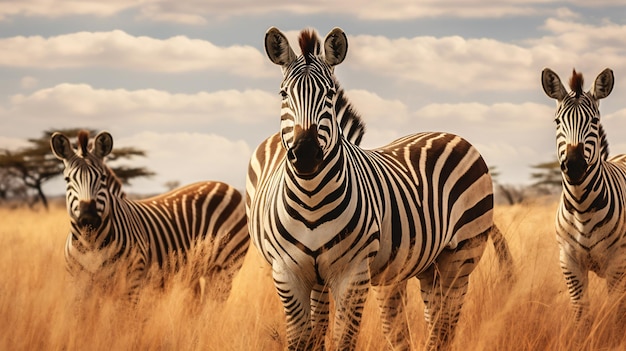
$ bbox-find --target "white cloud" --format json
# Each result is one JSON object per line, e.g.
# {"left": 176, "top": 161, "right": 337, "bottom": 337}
{"left": 346, "top": 89, "right": 410, "bottom": 125}
{"left": 0, "top": 0, "right": 140, "bottom": 20}
{"left": 415, "top": 102, "right": 553, "bottom": 128}
{"left": 537, "top": 18, "right": 626, "bottom": 53}
{"left": 3, "top": 0, "right": 621, "bottom": 23}
{"left": 0, "top": 30, "right": 271, "bottom": 76}
{"left": 113, "top": 131, "right": 251, "bottom": 194}
{"left": 341, "top": 17, "right": 626, "bottom": 93}
{"left": 2, "top": 20, "right": 624, "bottom": 97}
{"left": 1, "top": 84, "right": 278, "bottom": 139}
{"left": 147, "top": 1, "right": 543, "bottom": 22}
{"left": 348, "top": 34, "right": 536, "bottom": 92}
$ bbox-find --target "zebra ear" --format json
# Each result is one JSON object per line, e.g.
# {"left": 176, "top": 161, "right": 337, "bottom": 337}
{"left": 591, "top": 68, "right": 614, "bottom": 100}
{"left": 50, "top": 132, "right": 74, "bottom": 160}
{"left": 542, "top": 68, "right": 568, "bottom": 101}
{"left": 265, "top": 27, "right": 296, "bottom": 67}
{"left": 324, "top": 27, "right": 348, "bottom": 67}
{"left": 93, "top": 131, "right": 113, "bottom": 159}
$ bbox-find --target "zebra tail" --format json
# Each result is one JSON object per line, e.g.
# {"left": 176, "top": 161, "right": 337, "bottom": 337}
{"left": 490, "top": 225, "right": 516, "bottom": 282}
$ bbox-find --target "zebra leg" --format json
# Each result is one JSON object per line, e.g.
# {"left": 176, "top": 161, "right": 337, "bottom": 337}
{"left": 605, "top": 262, "right": 626, "bottom": 325}
{"left": 373, "top": 281, "right": 411, "bottom": 351}
{"left": 559, "top": 247, "right": 590, "bottom": 326}
{"left": 418, "top": 235, "right": 487, "bottom": 351}
{"left": 310, "top": 284, "right": 330, "bottom": 349}
{"left": 272, "top": 265, "right": 315, "bottom": 351}
{"left": 330, "top": 262, "right": 371, "bottom": 351}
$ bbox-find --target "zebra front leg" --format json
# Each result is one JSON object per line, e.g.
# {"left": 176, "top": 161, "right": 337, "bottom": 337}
{"left": 373, "top": 280, "right": 411, "bottom": 351}
{"left": 310, "top": 283, "right": 331, "bottom": 350}
{"left": 330, "top": 262, "right": 371, "bottom": 351}
{"left": 272, "top": 265, "right": 315, "bottom": 351}
{"left": 604, "top": 261, "right": 626, "bottom": 325}
{"left": 559, "top": 247, "right": 590, "bottom": 328}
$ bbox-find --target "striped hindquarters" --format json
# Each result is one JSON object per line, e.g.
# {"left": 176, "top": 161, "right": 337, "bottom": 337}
{"left": 137, "top": 181, "right": 249, "bottom": 279}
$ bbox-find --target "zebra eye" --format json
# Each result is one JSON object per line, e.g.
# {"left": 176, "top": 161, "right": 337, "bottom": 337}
{"left": 326, "top": 90, "right": 336, "bottom": 99}
{"left": 280, "top": 90, "right": 288, "bottom": 99}
{"left": 64, "top": 176, "right": 70, "bottom": 182}
{"left": 591, "top": 117, "right": 599, "bottom": 124}
{"left": 101, "top": 175, "right": 107, "bottom": 182}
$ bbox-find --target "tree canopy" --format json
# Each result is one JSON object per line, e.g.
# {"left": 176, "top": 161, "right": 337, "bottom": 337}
{"left": 0, "top": 128, "right": 155, "bottom": 209}
{"left": 530, "top": 159, "right": 562, "bottom": 193}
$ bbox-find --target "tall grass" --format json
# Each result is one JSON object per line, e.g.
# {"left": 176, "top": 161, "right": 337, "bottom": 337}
{"left": 1, "top": 201, "right": 624, "bottom": 350}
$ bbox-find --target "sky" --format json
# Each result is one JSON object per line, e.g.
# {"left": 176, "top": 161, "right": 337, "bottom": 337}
{"left": 1, "top": 1, "right": 626, "bottom": 196}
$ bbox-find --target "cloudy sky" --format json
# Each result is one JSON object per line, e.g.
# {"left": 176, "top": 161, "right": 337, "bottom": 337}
{"left": 2, "top": 1, "right": 626, "bottom": 196}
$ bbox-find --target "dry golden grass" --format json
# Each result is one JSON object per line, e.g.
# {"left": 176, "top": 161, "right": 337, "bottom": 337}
{"left": 1, "top": 201, "right": 625, "bottom": 350}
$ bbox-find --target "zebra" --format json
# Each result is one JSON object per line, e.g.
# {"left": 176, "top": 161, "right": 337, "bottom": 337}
{"left": 246, "top": 27, "right": 513, "bottom": 351}
{"left": 541, "top": 68, "right": 626, "bottom": 326}
{"left": 50, "top": 130, "right": 249, "bottom": 301}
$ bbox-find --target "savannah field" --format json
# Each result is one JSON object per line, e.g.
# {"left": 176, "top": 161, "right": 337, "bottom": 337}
{"left": 1, "top": 200, "right": 626, "bottom": 351}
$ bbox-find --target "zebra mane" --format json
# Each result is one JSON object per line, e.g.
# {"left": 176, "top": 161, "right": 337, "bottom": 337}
{"left": 335, "top": 87, "right": 366, "bottom": 146}
{"left": 599, "top": 123, "right": 610, "bottom": 161}
{"left": 569, "top": 69, "right": 584, "bottom": 99}
{"left": 77, "top": 130, "right": 90, "bottom": 156}
{"left": 299, "top": 29, "right": 320, "bottom": 65}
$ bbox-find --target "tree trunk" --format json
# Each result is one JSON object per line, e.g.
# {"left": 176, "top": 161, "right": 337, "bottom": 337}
{"left": 35, "top": 182, "right": 48, "bottom": 210}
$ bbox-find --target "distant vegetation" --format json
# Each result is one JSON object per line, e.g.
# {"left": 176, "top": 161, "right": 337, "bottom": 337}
{"left": 491, "top": 163, "right": 562, "bottom": 205}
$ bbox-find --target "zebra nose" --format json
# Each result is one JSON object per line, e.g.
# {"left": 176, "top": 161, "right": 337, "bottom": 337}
{"left": 77, "top": 200, "right": 101, "bottom": 230}
{"left": 288, "top": 135, "right": 323, "bottom": 175}
{"left": 562, "top": 143, "right": 587, "bottom": 183}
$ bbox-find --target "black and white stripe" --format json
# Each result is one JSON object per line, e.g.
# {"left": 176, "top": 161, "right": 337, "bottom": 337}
{"left": 51, "top": 130, "right": 249, "bottom": 301}
{"left": 542, "top": 68, "right": 626, "bottom": 325}
{"left": 246, "top": 27, "right": 512, "bottom": 351}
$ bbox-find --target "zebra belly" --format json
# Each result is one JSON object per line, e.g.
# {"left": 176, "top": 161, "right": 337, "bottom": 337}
{"left": 369, "top": 232, "right": 448, "bottom": 286}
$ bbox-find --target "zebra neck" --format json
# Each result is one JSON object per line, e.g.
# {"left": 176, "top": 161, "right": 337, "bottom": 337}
{"left": 562, "top": 162, "right": 607, "bottom": 212}
{"left": 70, "top": 216, "right": 115, "bottom": 252}
{"left": 104, "top": 165, "right": 126, "bottom": 198}
{"left": 284, "top": 143, "right": 346, "bottom": 197}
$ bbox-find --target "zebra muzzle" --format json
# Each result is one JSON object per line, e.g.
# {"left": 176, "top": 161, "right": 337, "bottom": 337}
{"left": 562, "top": 143, "right": 587, "bottom": 184}
{"left": 77, "top": 200, "right": 102, "bottom": 230}
{"left": 288, "top": 128, "right": 323, "bottom": 176}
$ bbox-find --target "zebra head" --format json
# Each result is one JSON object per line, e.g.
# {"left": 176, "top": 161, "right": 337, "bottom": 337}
{"left": 265, "top": 27, "right": 348, "bottom": 176}
{"left": 542, "top": 68, "right": 614, "bottom": 184}
{"left": 51, "top": 130, "right": 114, "bottom": 232}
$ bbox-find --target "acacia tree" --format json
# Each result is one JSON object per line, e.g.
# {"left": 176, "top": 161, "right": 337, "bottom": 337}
{"left": 530, "top": 160, "right": 562, "bottom": 194}
{"left": 0, "top": 128, "right": 154, "bottom": 209}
